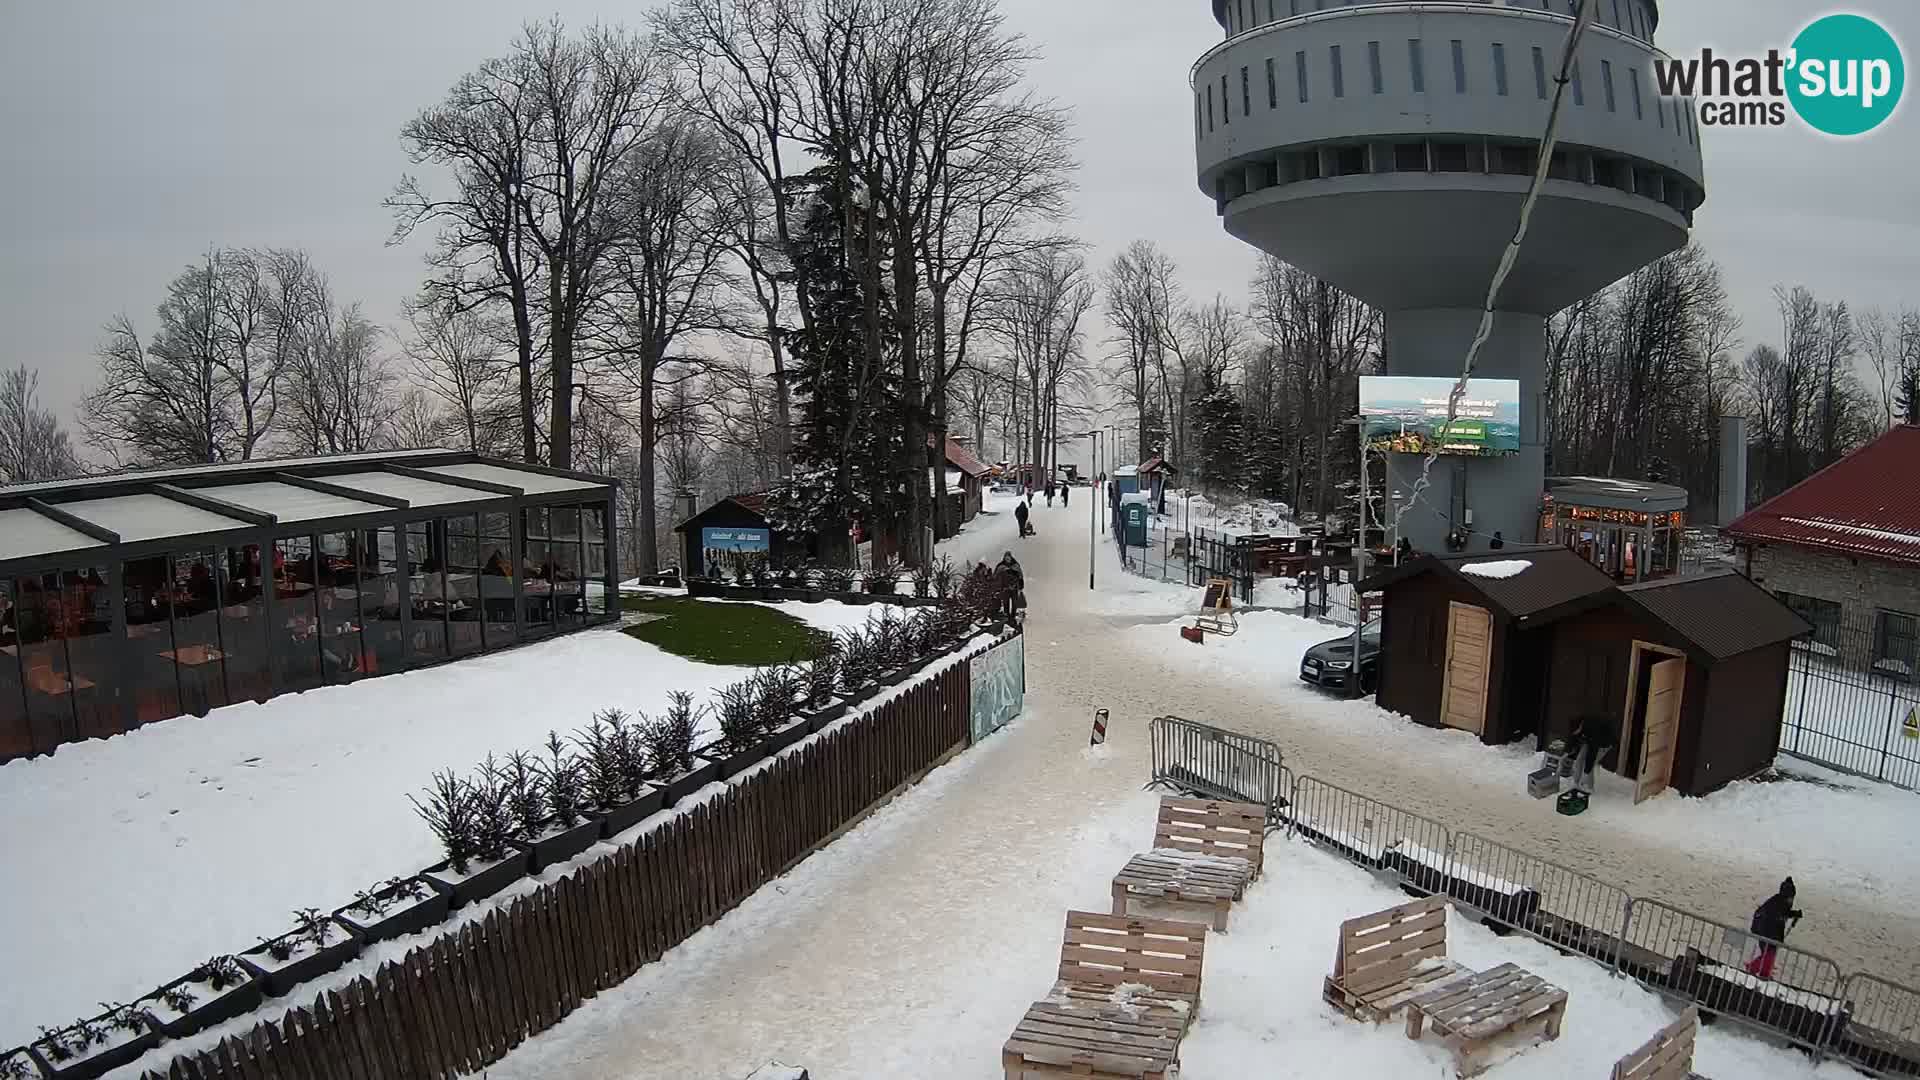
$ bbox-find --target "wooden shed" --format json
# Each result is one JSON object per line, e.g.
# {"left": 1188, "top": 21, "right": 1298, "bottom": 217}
{"left": 673, "top": 493, "right": 803, "bottom": 579}
{"left": 1543, "top": 571, "right": 1810, "bottom": 799}
{"left": 1362, "top": 546, "right": 1617, "bottom": 747}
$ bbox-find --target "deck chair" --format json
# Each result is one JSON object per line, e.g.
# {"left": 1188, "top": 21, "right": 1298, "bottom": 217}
{"left": 1322, "top": 895, "right": 1470, "bottom": 1023}
{"left": 1611, "top": 1007, "right": 1707, "bottom": 1080}
{"left": 1112, "top": 796, "right": 1266, "bottom": 930}
{"left": 1047, "top": 910, "right": 1208, "bottom": 1032}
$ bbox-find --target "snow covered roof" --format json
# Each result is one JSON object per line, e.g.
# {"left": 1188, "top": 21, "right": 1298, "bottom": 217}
{"left": 60, "top": 493, "right": 253, "bottom": 543}
{"left": 1726, "top": 424, "right": 1920, "bottom": 566}
{"left": 422, "top": 461, "right": 609, "bottom": 495}
{"left": 197, "top": 481, "right": 389, "bottom": 523}
{"left": 1362, "top": 545, "right": 1616, "bottom": 624}
{"left": 321, "top": 470, "right": 504, "bottom": 508}
{"left": 0, "top": 507, "right": 105, "bottom": 563}
{"left": 1547, "top": 475, "right": 1689, "bottom": 512}
{"left": 1460, "top": 559, "right": 1532, "bottom": 580}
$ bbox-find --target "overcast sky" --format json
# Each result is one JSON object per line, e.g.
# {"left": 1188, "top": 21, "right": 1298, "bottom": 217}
{"left": 3, "top": 0, "right": 1915, "bottom": 431}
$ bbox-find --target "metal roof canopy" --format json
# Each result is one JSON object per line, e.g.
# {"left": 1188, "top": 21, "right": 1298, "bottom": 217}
{"left": 1546, "top": 475, "right": 1690, "bottom": 513}
{"left": 0, "top": 451, "right": 618, "bottom": 577}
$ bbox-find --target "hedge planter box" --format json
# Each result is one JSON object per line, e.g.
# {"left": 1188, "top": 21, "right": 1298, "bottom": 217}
{"left": 238, "top": 928, "right": 363, "bottom": 998}
{"left": 763, "top": 718, "right": 811, "bottom": 756}
{"left": 333, "top": 880, "right": 452, "bottom": 946}
{"left": 421, "top": 850, "right": 528, "bottom": 909}
{"left": 657, "top": 758, "right": 723, "bottom": 807}
{"left": 877, "top": 667, "right": 907, "bottom": 687}
{"left": 801, "top": 698, "right": 848, "bottom": 732}
{"left": 686, "top": 578, "right": 725, "bottom": 598}
{"left": 512, "top": 815, "right": 605, "bottom": 874}
{"left": 139, "top": 963, "right": 264, "bottom": 1040}
{"left": 596, "top": 783, "right": 667, "bottom": 837}
{"left": 28, "top": 1009, "right": 160, "bottom": 1080}
{"left": 698, "top": 739, "right": 769, "bottom": 781}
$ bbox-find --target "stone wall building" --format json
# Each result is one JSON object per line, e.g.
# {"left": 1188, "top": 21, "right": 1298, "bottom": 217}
{"left": 1726, "top": 425, "right": 1920, "bottom": 676}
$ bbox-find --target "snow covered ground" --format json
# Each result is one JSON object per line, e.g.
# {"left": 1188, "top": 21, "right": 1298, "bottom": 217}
{"left": 1146, "top": 489, "right": 1301, "bottom": 542}
{"left": 0, "top": 626, "right": 783, "bottom": 1049}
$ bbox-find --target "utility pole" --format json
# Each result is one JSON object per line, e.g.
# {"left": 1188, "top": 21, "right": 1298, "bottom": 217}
{"left": 1086, "top": 430, "right": 1099, "bottom": 590}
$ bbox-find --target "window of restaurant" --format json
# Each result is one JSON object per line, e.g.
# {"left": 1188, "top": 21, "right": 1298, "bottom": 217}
{"left": 1, "top": 578, "right": 27, "bottom": 759}
{"left": 584, "top": 504, "right": 609, "bottom": 617}
{"left": 480, "top": 511, "right": 517, "bottom": 648}
{"left": 407, "top": 519, "right": 449, "bottom": 661}
{"left": 63, "top": 567, "right": 118, "bottom": 739}
{"left": 274, "top": 535, "right": 323, "bottom": 692}
{"left": 520, "top": 506, "right": 556, "bottom": 636}
{"left": 124, "top": 555, "right": 181, "bottom": 726}
{"left": 219, "top": 544, "right": 270, "bottom": 703}
{"left": 317, "top": 531, "right": 366, "bottom": 684}
{"left": 448, "top": 515, "right": 484, "bottom": 657}
{"left": 552, "top": 506, "right": 583, "bottom": 630}
{"left": 18, "top": 572, "right": 76, "bottom": 750}
{"left": 362, "top": 527, "right": 406, "bottom": 676}
{"left": 170, "top": 549, "right": 229, "bottom": 716}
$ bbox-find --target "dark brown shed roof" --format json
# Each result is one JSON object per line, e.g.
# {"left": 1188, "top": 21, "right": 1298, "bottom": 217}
{"left": 1360, "top": 545, "right": 1617, "bottom": 626}
{"left": 1620, "top": 571, "right": 1812, "bottom": 661}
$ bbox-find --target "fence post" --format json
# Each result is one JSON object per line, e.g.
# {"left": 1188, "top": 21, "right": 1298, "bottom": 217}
{"left": 1612, "top": 896, "right": 1633, "bottom": 976}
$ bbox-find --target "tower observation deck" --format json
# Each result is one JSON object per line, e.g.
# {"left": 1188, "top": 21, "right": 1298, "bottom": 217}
{"left": 1193, "top": 0, "right": 1704, "bottom": 551}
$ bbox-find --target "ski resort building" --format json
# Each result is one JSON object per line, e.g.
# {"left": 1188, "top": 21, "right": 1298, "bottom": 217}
{"left": 0, "top": 451, "right": 619, "bottom": 761}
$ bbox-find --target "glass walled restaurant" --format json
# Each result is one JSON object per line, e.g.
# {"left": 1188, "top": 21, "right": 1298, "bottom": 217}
{"left": 1539, "top": 476, "right": 1688, "bottom": 583}
{"left": 0, "top": 451, "right": 619, "bottom": 761}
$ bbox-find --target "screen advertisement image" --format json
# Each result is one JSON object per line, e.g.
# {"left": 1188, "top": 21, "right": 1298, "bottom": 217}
{"left": 1359, "top": 376, "right": 1522, "bottom": 458}
{"left": 700, "top": 527, "right": 770, "bottom": 579}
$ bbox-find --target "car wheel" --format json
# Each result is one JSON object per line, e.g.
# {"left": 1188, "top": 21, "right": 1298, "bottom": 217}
{"left": 1359, "top": 667, "right": 1378, "bottom": 695}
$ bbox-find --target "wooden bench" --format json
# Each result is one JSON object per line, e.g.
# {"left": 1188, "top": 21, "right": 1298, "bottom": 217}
{"left": 1322, "top": 895, "right": 1471, "bottom": 1023}
{"left": 1112, "top": 797, "right": 1266, "bottom": 930}
{"left": 1612, "top": 1007, "right": 1706, "bottom": 1080}
{"left": 1404, "top": 961, "right": 1569, "bottom": 1078}
{"left": 1046, "top": 910, "right": 1207, "bottom": 1032}
{"left": 1001, "top": 1000, "right": 1183, "bottom": 1080}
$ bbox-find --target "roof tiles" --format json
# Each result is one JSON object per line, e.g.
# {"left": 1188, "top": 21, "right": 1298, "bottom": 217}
{"left": 1726, "top": 425, "right": 1920, "bottom": 566}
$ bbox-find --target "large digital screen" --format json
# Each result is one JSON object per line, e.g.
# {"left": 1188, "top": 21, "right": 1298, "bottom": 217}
{"left": 1359, "top": 376, "right": 1521, "bottom": 458}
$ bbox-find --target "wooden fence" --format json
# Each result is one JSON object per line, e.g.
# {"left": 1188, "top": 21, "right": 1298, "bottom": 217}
{"left": 143, "top": 657, "right": 977, "bottom": 1079}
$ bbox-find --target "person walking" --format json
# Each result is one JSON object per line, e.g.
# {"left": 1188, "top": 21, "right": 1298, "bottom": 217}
{"left": 1565, "top": 712, "right": 1618, "bottom": 795}
{"left": 1014, "top": 499, "right": 1032, "bottom": 537}
{"left": 1045, "top": 481, "right": 1055, "bottom": 508}
{"left": 1062, "top": 483, "right": 1070, "bottom": 508}
{"left": 1745, "top": 878, "right": 1803, "bottom": 980}
{"left": 997, "top": 550, "right": 1026, "bottom": 620}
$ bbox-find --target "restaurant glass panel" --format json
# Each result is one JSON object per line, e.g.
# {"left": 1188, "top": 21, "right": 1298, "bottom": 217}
{"left": 220, "top": 544, "right": 270, "bottom": 702}
{"left": 521, "top": 506, "right": 554, "bottom": 635}
{"left": 407, "top": 520, "right": 448, "bottom": 661}
{"left": 124, "top": 555, "right": 180, "bottom": 726}
{"left": 17, "top": 572, "right": 75, "bottom": 750}
{"left": 274, "top": 536, "right": 322, "bottom": 692}
{"left": 551, "top": 506, "right": 583, "bottom": 630}
{"left": 318, "top": 531, "right": 366, "bottom": 683}
{"left": 362, "top": 527, "right": 406, "bottom": 675}
{"left": 1, "top": 578, "right": 27, "bottom": 759}
{"left": 584, "top": 504, "right": 609, "bottom": 617}
{"left": 170, "top": 550, "right": 229, "bottom": 715}
{"left": 481, "top": 510, "right": 517, "bottom": 647}
{"left": 66, "top": 566, "right": 118, "bottom": 739}
{"left": 448, "top": 515, "right": 483, "bottom": 657}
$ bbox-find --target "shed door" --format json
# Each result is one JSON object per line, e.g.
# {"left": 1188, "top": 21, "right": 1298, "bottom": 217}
{"left": 1635, "top": 658, "right": 1685, "bottom": 803}
{"left": 1440, "top": 601, "right": 1493, "bottom": 735}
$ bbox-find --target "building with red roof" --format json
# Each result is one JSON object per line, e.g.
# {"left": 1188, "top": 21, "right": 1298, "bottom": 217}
{"left": 1725, "top": 424, "right": 1920, "bottom": 674}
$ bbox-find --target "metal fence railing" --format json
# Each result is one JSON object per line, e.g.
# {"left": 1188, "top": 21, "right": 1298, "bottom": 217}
{"left": 1448, "top": 831, "right": 1632, "bottom": 966}
{"left": 1783, "top": 621, "right": 1920, "bottom": 789}
{"left": 1832, "top": 973, "right": 1920, "bottom": 1077}
{"left": 1619, "top": 897, "right": 1850, "bottom": 1053}
{"left": 1142, "top": 722, "right": 1920, "bottom": 1074}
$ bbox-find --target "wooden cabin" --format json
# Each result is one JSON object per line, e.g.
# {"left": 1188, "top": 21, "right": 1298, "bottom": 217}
{"left": 1543, "top": 571, "right": 1810, "bottom": 798}
{"left": 1362, "top": 547, "right": 1617, "bottom": 747}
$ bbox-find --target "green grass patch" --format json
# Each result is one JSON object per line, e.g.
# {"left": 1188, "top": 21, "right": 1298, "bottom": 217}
{"left": 620, "top": 596, "right": 828, "bottom": 667}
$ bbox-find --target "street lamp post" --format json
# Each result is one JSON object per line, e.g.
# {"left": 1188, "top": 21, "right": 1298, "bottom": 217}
{"left": 1081, "top": 429, "right": 1102, "bottom": 590}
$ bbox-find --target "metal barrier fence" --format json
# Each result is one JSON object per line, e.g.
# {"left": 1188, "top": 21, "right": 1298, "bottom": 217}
{"left": 1619, "top": 897, "right": 1849, "bottom": 1054}
{"left": 1147, "top": 714, "right": 1283, "bottom": 815}
{"left": 1448, "top": 831, "right": 1632, "bottom": 967}
{"left": 1143, "top": 730, "right": 1920, "bottom": 1072}
{"left": 1834, "top": 973, "right": 1920, "bottom": 1077}
{"left": 1783, "top": 630, "right": 1920, "bottom": 790}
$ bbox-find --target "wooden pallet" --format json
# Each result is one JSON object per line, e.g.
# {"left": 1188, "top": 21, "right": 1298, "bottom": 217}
{"left": 1404, "top": 961, "right": 1569, "bottom": 1078}
{"left": 1050, "top": 910, "right": 1207, "bottom": 1032}
{"left": 1323, "top": 895, "right": 1469, "bottom": 1023}
{"left": 1152, "top": 796, "right": 1267, "bottom": 880}
{"left": 1611, "top": 1006, "right": 1707, "bottom": 1080}
{"left": 1111, "top": 850, "right": 1249, "bottom": 931}
{"left": 1002, "top": 1001, "right": 1182, "bottom": 1079}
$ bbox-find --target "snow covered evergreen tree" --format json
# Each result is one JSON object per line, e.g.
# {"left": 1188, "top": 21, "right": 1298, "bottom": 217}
{"left": 1193, "top": 378, "right": 1247, "bottom": 494}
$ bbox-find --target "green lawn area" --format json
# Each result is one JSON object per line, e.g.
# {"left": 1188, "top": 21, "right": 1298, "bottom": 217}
{"left": 620, "top": 595, "right": 829, "bottom": 667}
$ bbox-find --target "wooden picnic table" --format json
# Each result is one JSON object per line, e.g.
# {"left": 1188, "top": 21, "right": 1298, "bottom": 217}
{"left": 1002, "top": 1000, "right": 1182, "bottom": 1080}
{"left": 1404, "top": 961, "right": 1568, "bottom": 1078}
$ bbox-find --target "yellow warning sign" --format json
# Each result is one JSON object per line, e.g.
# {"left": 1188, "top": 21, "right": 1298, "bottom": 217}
{"left": 1905, "top": 707, "right": 1920, "bottom": 740}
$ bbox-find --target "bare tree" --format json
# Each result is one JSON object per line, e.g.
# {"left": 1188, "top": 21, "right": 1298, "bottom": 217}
{"left": 1859, "top": 307, "right": 1899, "bottom": 433}
{"left": 0, "top": 366, "right": 79, "bottom": 483}
{"left": 283, "top": 296, "right": 395, "bottom": 454}
{"left": 401, "top": 302, "right": 509, "bottom": 452}
{"left": 1104, "top": 240, "right": 1181, "bottom": 460}
{"left": 389, "top": 388, "right": 451, "bottom": 450}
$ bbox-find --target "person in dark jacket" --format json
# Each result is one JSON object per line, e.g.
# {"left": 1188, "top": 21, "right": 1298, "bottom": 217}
{"left": 1013, "top": 499, "right": 1032, "bottom": 536}
{"left": 1489, "top": 531, "right": 1506, "bottom": 550}
{"left": 1565, "top": 712, "right": 1618, "bottom": 795}
{"left": 1745, "top": 878, "right": 1803, "bottom": 980}
{"left": 997, "top": 551, "right": 1026, "bottom": 618}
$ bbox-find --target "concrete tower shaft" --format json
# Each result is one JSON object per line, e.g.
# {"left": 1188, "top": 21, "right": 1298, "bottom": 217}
{"left": 1191, "top": 1, "right": 1705, "bottom": 550}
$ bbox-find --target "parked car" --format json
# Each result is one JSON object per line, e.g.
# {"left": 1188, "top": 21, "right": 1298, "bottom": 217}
{"left": 1299, "top": 618, "right": 1381, "bottom": 693}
